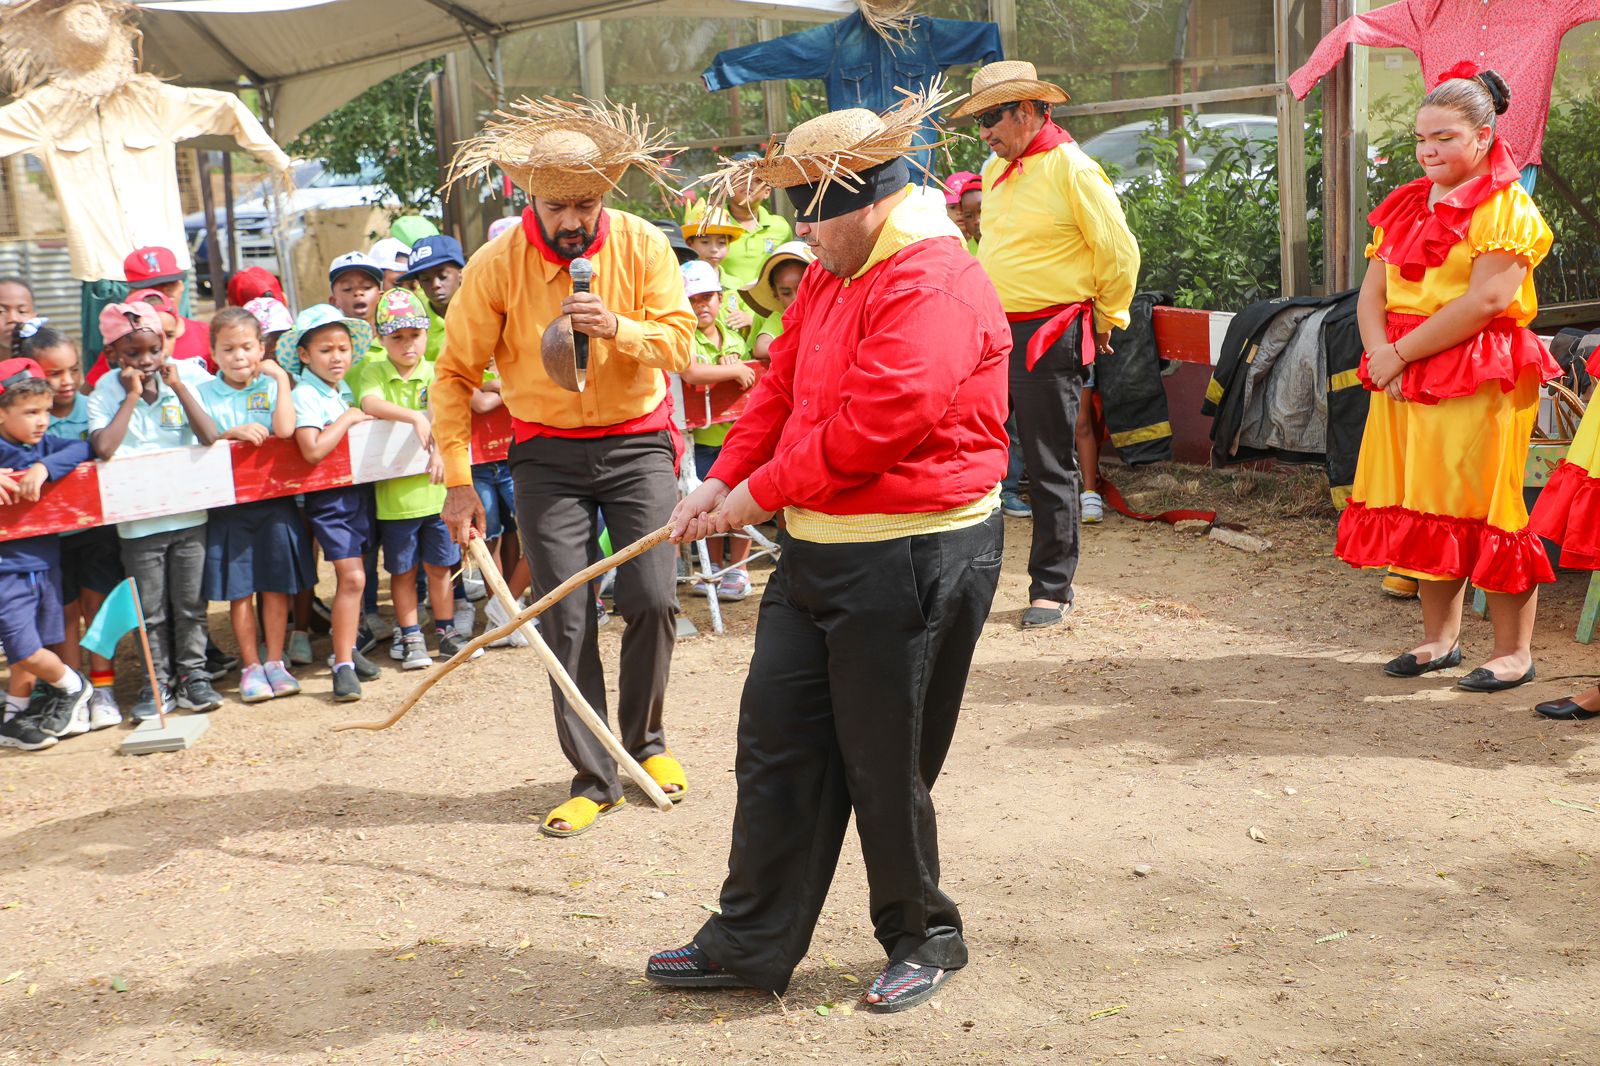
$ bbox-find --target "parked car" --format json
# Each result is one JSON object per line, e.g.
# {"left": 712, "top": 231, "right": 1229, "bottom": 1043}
{"left": 1080, "top": 113, "right": 1278, "bottom": 189}
{"left": 185, "top": 159, "right": 399, "bottom": 294}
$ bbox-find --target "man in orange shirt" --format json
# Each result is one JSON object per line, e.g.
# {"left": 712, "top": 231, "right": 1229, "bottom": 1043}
{"left": 433, "top": 98, "right": 695, "bottom": 838}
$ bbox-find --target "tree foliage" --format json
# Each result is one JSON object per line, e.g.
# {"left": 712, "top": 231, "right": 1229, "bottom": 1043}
{"left": 288, "top": 60, "right": 444, "bottom": 218}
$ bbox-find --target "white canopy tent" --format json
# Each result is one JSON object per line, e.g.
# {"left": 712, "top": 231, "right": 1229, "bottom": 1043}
{"left": 133, "top": 0, "right": 850, "bottom": 141}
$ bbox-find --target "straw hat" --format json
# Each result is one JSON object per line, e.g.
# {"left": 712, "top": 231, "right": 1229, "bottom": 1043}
{"left": 682, "top": 202, "right": 744, "bottom": 240}
{"left": 0, "top": 0, "right": 141, "bottom": 98}
{"left": 947, "top": 60, "right": 1070, "bottom": 121}
{"left": 447, "top": 96, "right": 678, "bottom": 203}
{"left": 698, "top": 80, "right": 958, "bottom": 216}
{"left": 740, "top": 241, "right": 816, "bottom": 317}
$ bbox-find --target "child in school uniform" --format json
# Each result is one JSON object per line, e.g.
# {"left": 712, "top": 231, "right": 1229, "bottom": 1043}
{"left": 87, "top": 303, "right": 225, "bottom": 720}
{"left": 285, "top": 305, "right": 379, "bottom": 702}
{"left": 683, "top": 203, "right": 755, "bottom": 335}
{"left": 194, "top": 308, "right": 310, "bottom": 704}
{"left": 0, "top": 358, "right": 93, "bottom": 750}
{"left": 679, "top": 260, "right": 758, "bottom": 600}
{"left": 15, "top": 324, "right": 123, "bottom": 728}
{"left": 739, "top": 241, "right": 814, "bottom": 363}
{"left": 351, "top": 290, "right": 482, "bottom": 666}
{"left": 468, "top": 360, "right": 532, "bottom": 649}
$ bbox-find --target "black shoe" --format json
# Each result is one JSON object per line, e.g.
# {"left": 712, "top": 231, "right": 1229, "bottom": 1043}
{"left": 1535, "top": 695, "right": 1600, "bottom": 721}
{"left": 1383, "top": 644, "right": 1461, "bottom": 678}
{"left": 355, "top": 624, "right": 379, "bottom": 656}
{"left": 645, "top": 943, "right": 754, "bottom": 988}
{"left": 351, "top": 648, "right": 381, "bottom": 681}
{"left": 205, "top": 641, "right": 240, "bottom": 677}
{"left": 0, "top": 713, "right": 57, "bottom": 751}
{"left": 332, "top": 664, "right": 362, "bottom": 702}
{"left": 1020, "top": 602, "right": 1071, "bottom": 630}
{"left": 36, "top": 676, "right": 91, "bottom": 738}
{"left": 1457, "top": 664, "right": 1536, "bottom": 692}
{"left": 177, "top": 676, "right": 224, "bottom": 712}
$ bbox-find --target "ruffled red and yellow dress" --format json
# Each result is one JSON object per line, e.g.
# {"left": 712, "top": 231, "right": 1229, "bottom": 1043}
{"left": 1335, "top": 140, "right": 1560, "bottom": 594}
{"left": 1529, "top": 357, "right": 1600, "bottom": 566}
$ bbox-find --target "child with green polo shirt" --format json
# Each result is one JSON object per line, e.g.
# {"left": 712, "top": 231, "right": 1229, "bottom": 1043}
{"left": 352, "top": 289, "right": 481, "bottom": 667}
{"left": 739, "top": 241, "right": 813, "bottom": 364}
{"left": 683, "top": 204, "right": 755, "bottom": 336}
{"left": 88, "top": 302, "right": 225, "bottom": 720}
{"left": 678, "top": 261, "right": 757, "bottom": 601}
{"left": 195, "top": 308, "right": 310, "bottom": 705}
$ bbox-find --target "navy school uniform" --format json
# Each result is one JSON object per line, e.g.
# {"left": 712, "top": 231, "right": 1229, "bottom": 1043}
{"left": 290, "top": 370, "right": 372, "bottom": 562}
{"left": 195, "top": 374, "right": 315, "bottom": 600}
{"left": 0, "top": 435, "right": 91, "bottom": 662}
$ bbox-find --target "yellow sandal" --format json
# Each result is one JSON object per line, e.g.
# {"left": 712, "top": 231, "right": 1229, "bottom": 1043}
{"left": 641, "top": 753, "right": 688, "bottom": 804}
{"left": 540, "top": 795, "right": 626, "bottom": 838}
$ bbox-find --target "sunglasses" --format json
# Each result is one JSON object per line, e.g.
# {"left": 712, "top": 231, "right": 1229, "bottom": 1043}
{"left": 976, "top": 103, "right": 1021, "bottom": 129}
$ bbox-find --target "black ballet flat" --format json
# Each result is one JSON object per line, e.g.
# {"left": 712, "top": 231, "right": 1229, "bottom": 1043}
{"left": 1534, "top": 696, "right": 1600, "bottom": 721}
{"left": 1383, "top": 645, "right": 1461, "bottom": 678}
{"left": 1457, "top": 665, "right": 1536, "bottom": 692}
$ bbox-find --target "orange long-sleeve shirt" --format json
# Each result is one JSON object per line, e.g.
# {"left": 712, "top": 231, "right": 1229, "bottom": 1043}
{"left": 433, "top": 209, "right": 695, "bottom": 486}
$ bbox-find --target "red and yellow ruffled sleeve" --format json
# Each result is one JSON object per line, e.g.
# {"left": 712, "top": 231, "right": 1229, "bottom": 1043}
{"left": 1467, "top": 185, "right": 1553, "bottom": 268}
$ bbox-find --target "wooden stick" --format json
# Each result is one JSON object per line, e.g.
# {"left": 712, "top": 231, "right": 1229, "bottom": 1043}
{"left": 129, "top": 580, "right": 166, "bottom": 729}
{"left": 331, "top": 524, "right": 673, "bottom": 735}
{"left": 466, "top": 536, "right": 673, "bottom": 811}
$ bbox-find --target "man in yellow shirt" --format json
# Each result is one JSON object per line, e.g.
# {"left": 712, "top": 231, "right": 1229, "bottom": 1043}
{"left": 953, "top": 61, "right": 1141, "bottom": 629}
{"left": 433, "top": 98, "right": 695, "bottom": 838}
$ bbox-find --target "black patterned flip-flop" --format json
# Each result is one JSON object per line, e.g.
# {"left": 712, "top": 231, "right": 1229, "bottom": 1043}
{"left": 644, "top": 943, "right": 754, "bottom": 988}
{"left": 862, "top": 960, "right": 951, "bottom": 1013}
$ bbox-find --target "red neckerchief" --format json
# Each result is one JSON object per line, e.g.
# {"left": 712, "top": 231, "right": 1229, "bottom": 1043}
{"left": 1368, "top": 137, "right": 1521, "bottom": 282}
{"left": 990, "top": 119, "right": 1074, "bottom": 189}
{"left": 521, "top": 206, "right": 612, "bottom": 266}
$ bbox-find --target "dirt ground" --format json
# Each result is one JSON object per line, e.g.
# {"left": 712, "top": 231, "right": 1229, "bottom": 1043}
{"left": 2, "top": 464, "right": 1597, "bottom": 1066}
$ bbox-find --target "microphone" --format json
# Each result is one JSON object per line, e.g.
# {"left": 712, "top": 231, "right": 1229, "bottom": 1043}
{"left": 569, "top": 257, "right": 595, "bottom": 375}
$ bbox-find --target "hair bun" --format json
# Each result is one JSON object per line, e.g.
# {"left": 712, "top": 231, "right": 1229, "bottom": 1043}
{"left": 1477, "top": 69, "right": 1511, "bottom": 115}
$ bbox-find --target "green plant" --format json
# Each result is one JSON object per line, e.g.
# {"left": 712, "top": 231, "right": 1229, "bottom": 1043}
{"left": 288, "top": 60, "right": 444, "bottom": 220}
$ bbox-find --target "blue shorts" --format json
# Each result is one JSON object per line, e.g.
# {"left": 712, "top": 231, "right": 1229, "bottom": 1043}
{"left": 472, "top": 460, "right": 517, "bottom": 541}
{"left": 203, "top": 497, "right": 315, "bottom": 601}
{"left": 59, "top": 525, "right": 124, "bottom": 603}
{"left": 380, "top": 514, "right": 461, "bottom": 575}
{"left": 303, "top": 486, "right": 372, "bottom": 562}
{"left": 0, "top": 570, "right": 65, "bottom": 664}
{"left": 694, "top": 444, "right": 721, "bottom": 483}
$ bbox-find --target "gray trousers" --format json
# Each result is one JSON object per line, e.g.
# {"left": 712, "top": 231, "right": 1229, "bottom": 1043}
{"left": 119, "top": 524, "right": 208, "bottom": 687}
{"left": 1009, "top": 316, "right": 1085, "bottom": 604}
{"left": 509, "top": 431, "right": 679, "bottom": 804}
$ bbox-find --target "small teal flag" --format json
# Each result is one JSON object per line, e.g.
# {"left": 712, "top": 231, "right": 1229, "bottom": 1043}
{"left": 80, "top": 578, "right": 142, "bottom": 660}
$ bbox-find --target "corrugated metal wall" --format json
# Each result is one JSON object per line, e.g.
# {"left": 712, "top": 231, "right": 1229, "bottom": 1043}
{"left": 0, "top": 241, "right": 81, "bottom": 344}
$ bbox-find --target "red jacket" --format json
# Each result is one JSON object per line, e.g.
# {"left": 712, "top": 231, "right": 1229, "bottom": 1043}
{"left": 709, "top": 235, "right": 1011, "bottom": 515}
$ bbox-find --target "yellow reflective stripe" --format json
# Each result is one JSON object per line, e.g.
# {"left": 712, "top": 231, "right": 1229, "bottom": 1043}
{"left": 1110, "top": 421, "right": 1173, "bottom": 448}
{"left": 1329, "top": 368, "right": 1363, "bottom": 391}
{"left": 1205, "top": 378, "right": 1225, "bottom": 404}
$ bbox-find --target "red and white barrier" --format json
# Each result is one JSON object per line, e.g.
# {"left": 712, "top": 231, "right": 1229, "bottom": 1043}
{"left": 1, "top": 310, "right": 1229, "bottom": 543}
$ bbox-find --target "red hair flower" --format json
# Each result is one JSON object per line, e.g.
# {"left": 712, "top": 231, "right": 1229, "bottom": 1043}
{"left": 1433, "top": 60, "right": 1481, "bottom": 88}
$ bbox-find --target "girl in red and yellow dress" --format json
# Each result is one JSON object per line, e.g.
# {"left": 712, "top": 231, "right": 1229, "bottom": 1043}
{"left": 1336, "top": 65, "right": 1560, "bottom": 692}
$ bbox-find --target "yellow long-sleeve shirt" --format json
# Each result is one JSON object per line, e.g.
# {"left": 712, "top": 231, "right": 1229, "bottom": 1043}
{"left": 977, "top": 141, "right": 1141, "bottom": 332}
{"left": 433, "top": 209, "right": 695, "bottom": 486}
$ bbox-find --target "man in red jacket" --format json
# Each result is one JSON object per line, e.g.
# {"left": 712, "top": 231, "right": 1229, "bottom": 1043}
{"left": 645, "top": 88, "right": 1011, "bottom": 1013}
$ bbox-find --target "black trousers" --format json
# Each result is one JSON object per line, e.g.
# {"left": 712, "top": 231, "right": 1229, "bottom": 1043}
{"left": 509, "top": 431, "right": 679, "bottom": 804}
{"left": 1009, "top": 316, "right": 1086, "bottom": 604}
{"left": 695, "top": 512, "right": 1004, "bottom": 994}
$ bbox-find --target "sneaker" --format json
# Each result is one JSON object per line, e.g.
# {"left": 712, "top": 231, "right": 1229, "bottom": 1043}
{"left": 1081, "top": 491, "right": 1105, "bottom": 524}
{"left": 263, "top": 661, "right": 301, "bottom": 697}
{"left": 597, "top": 599, "right": 611, "bottom": 628}
{"left": 452, "top": 598, "right": 477, "bottom": 638}
{"left": 717, "top": 571, "right": 751, "bottom": 601}
{"left": 310, "top": 596, "right": 334, "bottom": 635}
{"left": 130, "top": 683, "right": 175, "bottom": 722}
{"left": 239, "top": 664, "right": 274, "bottom": 704}
{"left": 462, "top": 574, "right": 487, "bottom": 602}
{"left": 178, "top": 676, "right": 224, "bottom": 713}
{"left": 356, "top": 624, "right": 379, "bottom": 655}
{"left": 1001, "top": 492, "right": 1033, "bottom": 519}
{"left": 484, "top": 596, "right": 531, "bottom": 648}
{"left": 388, "top": 627, "right": 408, "bottom": 662}
{"left": 87, "top": 689, "right": 122, "bottom": 730}
{"left": 206, "top": 641, "right": 240, "bottom": 677}
{"left": 62, "top": 693, "right": 92, "bottom": 737}
{"left": 363, "top": 611, "right": 391, "bottom": 641}
{"left": 0, "top": 714, "right": 57, "bottom": 751}
{"left": 287, "top": 630, "right": 314, "bottom": 666}
{"left": 437, "top": 627, "right": 484, "bottom": 661}
{"left": 331, "top": 664, "right": 362, "bottom": 702}
{"left": 401, "top": 632, "right": 433, "bottom": 670}
{"left": 37, "top": 675, "right": 91, "bottom": 738}
{"left": 330, "top": 649, "right": 383, "bottom": 682}
{"left": 693, "top": 579, "right": 715, "bottom": 598}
